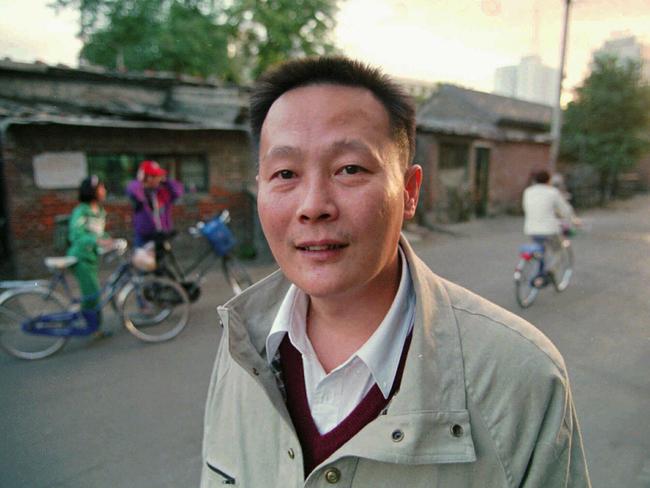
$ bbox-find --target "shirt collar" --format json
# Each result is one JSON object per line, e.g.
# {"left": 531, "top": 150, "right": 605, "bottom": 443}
{"left": 356, "top": 247, "right": 415, "bottom": 397}
{"left": 265, "top": 247, "right": 415, "bottom": 398}
{"left": 265, "top": 284, "right": 309, "bottom": 363}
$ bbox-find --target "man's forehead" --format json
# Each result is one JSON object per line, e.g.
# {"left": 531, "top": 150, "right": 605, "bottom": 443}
{"left": 257, "top": 83, "right": 409, "bottom": 169}
{"left": 267, "top": 83, "right": 386, "bottom": 120}
{"left": 261, "top": 84, "right": 390, "bottom": 141}
{"left": 261, "top": 138, "right": 376, "bottom": 163}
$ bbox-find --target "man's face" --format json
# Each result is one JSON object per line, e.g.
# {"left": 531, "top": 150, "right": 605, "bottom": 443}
{"left": 257, "top": 84, "right": 421, "bottom": 299}
{"left": 144, "top": 175, "right": 163, "bottom": 189}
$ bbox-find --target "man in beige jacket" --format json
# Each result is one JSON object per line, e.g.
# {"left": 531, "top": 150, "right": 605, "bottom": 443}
{"left": 201, "top": 56, "right": 591, "bottom": 487}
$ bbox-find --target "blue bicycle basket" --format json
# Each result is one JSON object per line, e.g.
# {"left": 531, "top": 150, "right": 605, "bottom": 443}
{"left": 201, "top": 216, "right": 236, "bottom": 256}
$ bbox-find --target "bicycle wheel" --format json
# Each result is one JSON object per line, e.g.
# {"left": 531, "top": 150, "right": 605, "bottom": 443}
{"left": 514, "top": 258, "right": 540, "bottom": 308}
{"left": 552, "top": 241, "right": 574, "bottom": 292}
{"left": 222, "top": 256, "right": 253, "bottom": 295}
{"left": 0, "top": 287, "right": 68, "bottom": 360}
{"left": 121, "top": 275, "right": 189, "bottom": 342}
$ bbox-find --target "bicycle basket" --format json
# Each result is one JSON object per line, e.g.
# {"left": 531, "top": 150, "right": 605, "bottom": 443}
{"left": 201, "top": 216, "right": 236, "bottom": 256}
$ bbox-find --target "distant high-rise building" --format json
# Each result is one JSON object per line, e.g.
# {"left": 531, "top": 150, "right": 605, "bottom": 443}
{"left": 592, "top": 34, "right": 650, "bottom": 83}
{"left": 493, "top": 56, "right": 557, "bottom": 106}
{"left": 494, "top": 66, "right": 517, "bottom": 98}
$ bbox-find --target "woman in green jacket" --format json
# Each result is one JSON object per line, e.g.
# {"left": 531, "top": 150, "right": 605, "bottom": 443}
{"left": 67, "top": 175, "right": 112, "bottom": 323}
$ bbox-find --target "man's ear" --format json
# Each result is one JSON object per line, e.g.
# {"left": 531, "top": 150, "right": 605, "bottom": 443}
{"left": 403, "top": 164, "right": 422, "bottom": 220}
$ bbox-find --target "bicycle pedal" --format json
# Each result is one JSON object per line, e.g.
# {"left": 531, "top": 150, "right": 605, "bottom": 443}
{"left": 182, "top": 282, "right": 201, "bottom": 302}
{"left": 91, "top": 329, "right": 113, "bottom": 340}
{"left": 533, "top": 276, "right": 547, "bottom": 288}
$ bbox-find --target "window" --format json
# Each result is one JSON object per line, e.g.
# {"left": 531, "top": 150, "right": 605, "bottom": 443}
{"left": 439, "top": 143, "right": 469, "bottom": 187}
{"left": 87, "top": 154, "right": 143, "bottom": 196}
{"left": 87, "top": 153, "right": 209, "bottom": 196}
{"left": 150, "top": 154, "right": 208, "bottom": 193}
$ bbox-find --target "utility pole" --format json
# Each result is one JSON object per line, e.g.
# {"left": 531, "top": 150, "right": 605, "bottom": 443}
{"left": 549, "top": 0, "right": 572, "bottom": 172}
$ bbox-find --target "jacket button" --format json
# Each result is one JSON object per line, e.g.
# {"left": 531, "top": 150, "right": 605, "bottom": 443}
{"left": 324, "top": 467, "right": 341, "bottom": 483}
{"left": 287, "top": 448, "right": 295, "bottom": 459}
{"left": 391, "top": 429, "right": 404, "bottom": 442}
{"left": 252, "top": 367, "right": 259, "bottom": 376}
{"left": 451, "top": 424, "right": 464, "bottom": 437}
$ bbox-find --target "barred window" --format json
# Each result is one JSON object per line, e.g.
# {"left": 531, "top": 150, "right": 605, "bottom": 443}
{"left": 439, "top": 143, "right": 469, "bottom": 187}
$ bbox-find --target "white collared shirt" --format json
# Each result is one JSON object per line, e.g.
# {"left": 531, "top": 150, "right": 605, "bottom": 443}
{"left": 523, "top": 183, "right": 574, "bottom": 236}
{"left": 265, "top": 248, "right": 415, "bottom": 434}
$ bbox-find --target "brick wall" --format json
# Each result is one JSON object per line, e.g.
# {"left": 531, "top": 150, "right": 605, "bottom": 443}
{"left": 2, "top": 123, "right": 255, "bottom": 278}
{"left": 414, "top": 133, "right": 438, "bottom": 214}
{"left": 490, "top": 141, "right": 551, "bottom": 213}
{"left": 414, "top": 131, "right": 551, "bottom": 222}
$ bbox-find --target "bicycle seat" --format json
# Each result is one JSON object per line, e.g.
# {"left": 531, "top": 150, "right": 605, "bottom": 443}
{"left": 44, "top": 256, "right": 78, "bottom": 270}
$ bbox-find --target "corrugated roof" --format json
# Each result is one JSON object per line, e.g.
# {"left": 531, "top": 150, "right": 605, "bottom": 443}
{"left": 0, "top": 58, "right": 226, "bottom": 87}
{"left": 417, "top": 83, "right": 552, "bottom": 142}
{"left": 0, "top": 60, "right": 249, "bottom": 132}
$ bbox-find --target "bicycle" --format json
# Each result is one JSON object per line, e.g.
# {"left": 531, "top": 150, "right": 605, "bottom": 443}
{"left": 149, "top": 210, "right": 253, "bottom": 301}
{"left": 514, "top": 227, "right": 574, "bottom": 308}
{"left": 0, "top": 239, "right": 190, "bottom": 360}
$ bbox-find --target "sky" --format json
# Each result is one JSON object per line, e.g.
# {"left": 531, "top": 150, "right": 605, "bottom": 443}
{"left": 0, "top": 0, "right": 649, "bottom": 97}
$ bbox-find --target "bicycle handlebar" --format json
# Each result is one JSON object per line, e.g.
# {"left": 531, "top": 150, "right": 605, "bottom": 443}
{"left": 188, "top": 210, "right": 231, "bottom": 238}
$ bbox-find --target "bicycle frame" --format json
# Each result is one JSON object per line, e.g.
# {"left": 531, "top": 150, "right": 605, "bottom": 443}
{"left": 21, "top": 259, "right": 136, "bottom": 338}
{"left": 148, "top": 211, "right": 252, "bottom": 298}
{"left": 157, "top": 235, "right": 221, "bottom": 285}
{"left": 519, "top": 239, "right": 546, "bottom": 275}
{"left": 515, "top": 232, "right": 574, "bottom": 308}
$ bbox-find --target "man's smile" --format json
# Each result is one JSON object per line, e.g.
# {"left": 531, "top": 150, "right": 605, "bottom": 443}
{"left": 295, "top": 241, "right": 349, "bottom": 252}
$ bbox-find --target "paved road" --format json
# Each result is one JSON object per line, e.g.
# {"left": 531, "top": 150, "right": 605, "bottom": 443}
{"left": 1, "top": 195, "right": 648, "bottom": 488}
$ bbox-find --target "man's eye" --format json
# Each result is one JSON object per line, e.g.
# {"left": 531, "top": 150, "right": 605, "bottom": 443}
{"left": 339, "top": 165, "right": 363, "bottom": 175}
{"left": 274, "top": 170, "right": 295, "bottom": 179}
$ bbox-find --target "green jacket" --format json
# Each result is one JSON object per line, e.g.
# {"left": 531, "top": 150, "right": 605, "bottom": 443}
{"left": 201, "top": 237, "right": 590, "bottom": 488}
{"left": 67, "top": 203, "right": 108, "bottom": 264}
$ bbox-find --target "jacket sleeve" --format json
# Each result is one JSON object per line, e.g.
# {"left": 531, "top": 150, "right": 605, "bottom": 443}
{"left": 553, "top": 190, "right": 575, "bottom": 222}
{"left": 101, "top": 211, "right": 110, "bottom": 240}
{"left": 521, "top": 378, "right": 591, "bottom": 487}
{"left": 68, "top": 208, "right": 98, "bottom": 255}
{"left": 165, "top": 179, "right": 184, "bottom": 202}
{"left": 126, "top": 179, "right": 147, "bottom": 212}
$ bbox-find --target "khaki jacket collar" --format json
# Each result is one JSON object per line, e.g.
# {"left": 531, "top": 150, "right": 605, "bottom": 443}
{"left": 218, "top": 235, "right": 476, "bottom": 467}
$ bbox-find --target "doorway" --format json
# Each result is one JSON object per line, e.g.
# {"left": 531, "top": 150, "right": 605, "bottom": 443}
{"left": 474, "top": 147, "right": 490, "bottom": 217}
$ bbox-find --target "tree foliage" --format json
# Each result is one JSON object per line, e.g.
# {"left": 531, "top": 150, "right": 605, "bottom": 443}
{"left": 560, "top": 55, "right": 650, "bottom": 200}
{"left": 51, "top": 0, "right": 338, "bottom": 82}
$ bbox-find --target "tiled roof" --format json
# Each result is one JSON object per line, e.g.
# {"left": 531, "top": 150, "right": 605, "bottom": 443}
{"left": 0, "top": 59, "right": 248, "bottom": 131}
{"left": 417, "top": 84, "right": 553, "bottom": 142}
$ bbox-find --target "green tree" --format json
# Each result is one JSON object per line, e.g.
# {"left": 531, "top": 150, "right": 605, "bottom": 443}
{"left": 561, "top": 55, "right": 650, "bottom": 202}
{"left": 224, "top": 0, "right": 337, "bottom": 80}
{"left": 51, "top": 0, "right": 338, "bottom": 82}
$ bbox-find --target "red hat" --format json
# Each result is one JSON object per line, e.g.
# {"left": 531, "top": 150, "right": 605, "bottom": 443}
{"left": 138, "top": 160, "right": 167, "bottom": 177}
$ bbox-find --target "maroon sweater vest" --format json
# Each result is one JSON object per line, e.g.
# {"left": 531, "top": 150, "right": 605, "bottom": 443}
{"left": 279, "top": 333, "right": 412, "bottom": 475}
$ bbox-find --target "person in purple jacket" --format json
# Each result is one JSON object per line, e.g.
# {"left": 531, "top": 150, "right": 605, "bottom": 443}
{"left": 126, "top": 160, "right": 184, "bottom": 247}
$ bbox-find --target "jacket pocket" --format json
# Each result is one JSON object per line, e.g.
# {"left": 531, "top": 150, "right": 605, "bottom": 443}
{"left": 206, "top": 461, "right": 236, "bottom": 485}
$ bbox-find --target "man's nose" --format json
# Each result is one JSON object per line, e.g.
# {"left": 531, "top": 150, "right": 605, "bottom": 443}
{"left": 297, "top": 178, "right": 338, "bottom": 223}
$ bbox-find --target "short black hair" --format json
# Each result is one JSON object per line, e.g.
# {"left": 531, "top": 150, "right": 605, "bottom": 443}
{"left": 534, "top": 170, "right": 551, "bottom": 184}
{"left": 79, "top": 175, "right": 101, "bottom": 203}
{"left": 250, "top": 56, "right": 416, "bottom": 166}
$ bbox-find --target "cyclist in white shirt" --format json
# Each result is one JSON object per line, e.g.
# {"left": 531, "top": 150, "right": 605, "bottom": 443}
{"left": 523, "top": 170, "right": 576, "bottom": 284}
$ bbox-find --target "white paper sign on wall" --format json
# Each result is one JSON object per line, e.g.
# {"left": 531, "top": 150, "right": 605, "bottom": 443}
{"left": 33, "top": 152, "right": 87, "bottom": 189}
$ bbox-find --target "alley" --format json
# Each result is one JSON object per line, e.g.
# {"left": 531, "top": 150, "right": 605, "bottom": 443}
{"left": 1, "top": 195, "right": 648, "bottom": 488}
